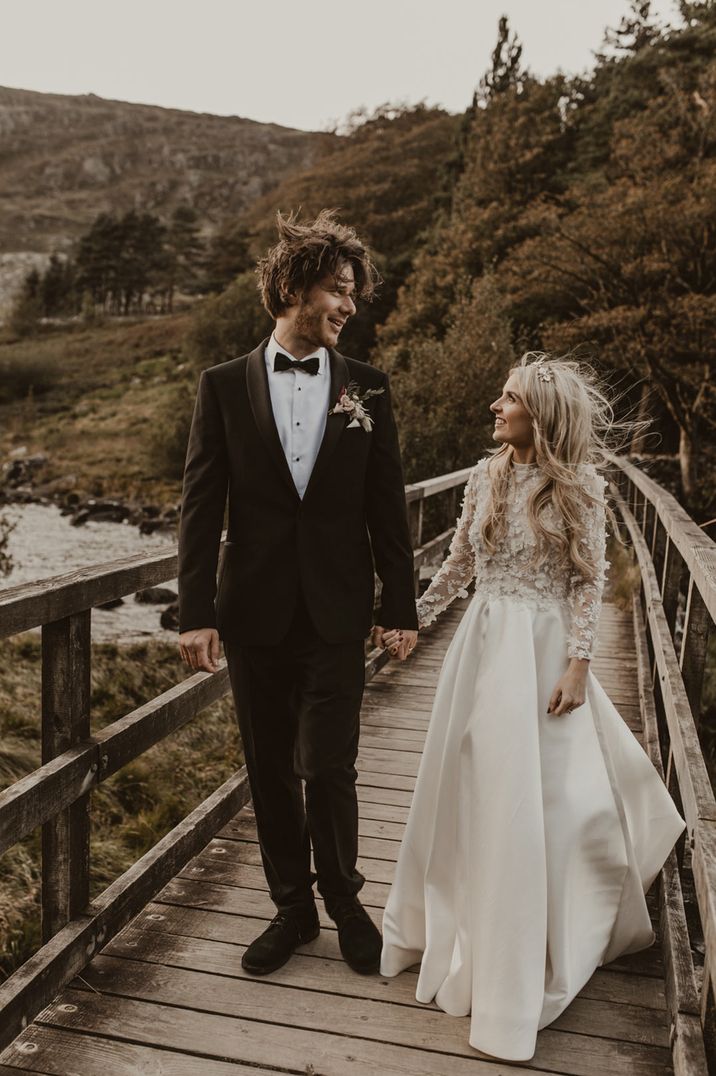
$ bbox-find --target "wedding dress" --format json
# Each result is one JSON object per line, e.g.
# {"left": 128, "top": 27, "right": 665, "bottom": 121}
{"left": 380, "top": 458, "right": 685, "bottom": 1061}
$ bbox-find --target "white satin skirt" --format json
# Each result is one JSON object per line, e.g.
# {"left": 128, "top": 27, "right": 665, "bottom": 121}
{"left": 379, "top": 596, "right": 685, "bottom": 1061}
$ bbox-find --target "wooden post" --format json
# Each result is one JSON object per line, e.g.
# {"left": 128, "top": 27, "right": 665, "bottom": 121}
{"left": 661, "top": 537, "right": 683, "bottom": 640}
{"left": 652, "top": 517, "right": 667, "bottom": 585}
{"left": 41, "top": 610, "right": 91, "bottom": 942}
{"left": 408, "top": 496, "right": 424, "bottom": 596}
{"left": 644, "top": 500, "right": 656, "bottom": 549}
{"left": 680, "top": 578, "right": 711, "bottom": 726}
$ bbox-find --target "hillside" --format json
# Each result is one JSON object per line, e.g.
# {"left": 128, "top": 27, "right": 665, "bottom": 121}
{"left": 0, "top": 85, "right": 333, "bottom": 310}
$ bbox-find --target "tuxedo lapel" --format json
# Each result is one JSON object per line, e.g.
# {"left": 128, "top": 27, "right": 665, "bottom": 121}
{"left": 246, "top": 340, "right": 300, "bottom": 499}
{"left": 303, "top": 348, "right": 350, "bottom": 501}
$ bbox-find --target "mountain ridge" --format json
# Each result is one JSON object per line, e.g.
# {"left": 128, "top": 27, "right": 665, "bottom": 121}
{"left": 0, "top": 84, "right": 334, "bottom": 308}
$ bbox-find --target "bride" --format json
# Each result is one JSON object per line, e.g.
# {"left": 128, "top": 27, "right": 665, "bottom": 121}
{"left": 378, "top": 354, "right": 685, "bottom": 1061}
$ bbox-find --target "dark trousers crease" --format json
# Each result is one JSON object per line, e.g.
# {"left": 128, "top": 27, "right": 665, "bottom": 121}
{"left": 224, "top": 589, "right": 366, "bottom": 914}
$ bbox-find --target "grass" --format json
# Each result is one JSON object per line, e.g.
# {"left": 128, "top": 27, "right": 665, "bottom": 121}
{"left": 0, "top": 633, "right": 241, "bottom": 982}
{"left": 0, "top": 315, "right": 194, "bottom": 508}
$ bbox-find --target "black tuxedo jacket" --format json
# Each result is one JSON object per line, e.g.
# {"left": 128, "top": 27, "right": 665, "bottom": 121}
{"left": 177, "top": 340, "right": 418, "bottom": 646}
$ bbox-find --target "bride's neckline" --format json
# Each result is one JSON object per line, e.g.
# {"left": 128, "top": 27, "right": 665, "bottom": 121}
{"left": 511, "top": 459, "right": 538, "bottom": 469}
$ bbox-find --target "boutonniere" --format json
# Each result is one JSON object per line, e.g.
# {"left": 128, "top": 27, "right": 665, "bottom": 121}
{"left": 329, "top": 380, "right": 385, "bottom": 431}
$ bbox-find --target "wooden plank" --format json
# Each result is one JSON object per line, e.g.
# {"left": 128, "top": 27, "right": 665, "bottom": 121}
{"left": 405, "top": 467, "right": 472, "bottom": 501}
{"left": 355, "top": 771, "right": 416, "bottom": 792}
{"left": 610, "top": 485, "right": 716, "bottom": 834}
{"left": 0, "top": 666, "right": 231, "bottom": 857}
{"left": 177, "top": 855, "right": 392, "bottom": 907}
{"left": 109, "top": 912, "right": 667, "bottom": 1012}
{"left": 357, "top": 748, "right": 420, "bottom": 777}
{"left": 211, "top": 831, "right": 400, "bottom": 870}
{"left": 156, "top": 879, "right": 383, "bottom": 928}
{"left": 61, "top": 960, "right": 675, "bottom": 1073}
{"left": 0, "top": 770, "right": 250, "bottom": 1053}
{"left": 354, "top": 783, "right": 415, "bottom": 807}
{"left": 672, "top": 1012, "right": 713, "bottom": 1076}
{"left": 359, "top": 732, "right": 426, "bottom": 754}
{"left": 0, "top": 1026, "right": 269, "bottom": 1075}
{"left": 40, "top": 612, "right": 91, "bottom": 943}
{"left": 196, "top": 834, "right": 398, "bottom": 881}
{"left": 608, "top": 455, "right": 716, "bottom": 624}
{"left": 633, "top": 595, "right": 706, "bottom": 1076}
{"left": 220, "top": 812, "right": 407, "bottom": 844}
{"left": 679, "top": 579, "right": 711, "bottom": 722}
{"left": 29, "top": 988, "right": 561, "bottom": 1076}
{"left": 0, "top": 545, "right": 179, "bottom": 639}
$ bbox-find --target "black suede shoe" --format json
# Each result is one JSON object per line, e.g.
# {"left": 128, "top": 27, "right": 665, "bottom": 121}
{"left": 326, "top": 896, "right": 382, "bottom": 974}
{"left": 241, "top": 909, "right": 320, "bottom": 975}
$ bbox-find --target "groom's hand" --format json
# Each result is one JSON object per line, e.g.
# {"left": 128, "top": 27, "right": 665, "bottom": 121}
{"left": 179, "top": 628, "right": 221, "bottom": 673}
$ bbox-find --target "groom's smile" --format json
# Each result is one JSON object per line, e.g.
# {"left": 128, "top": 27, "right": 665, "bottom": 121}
{"left": 289, "top": 260, "right": 357, "bottom": 352}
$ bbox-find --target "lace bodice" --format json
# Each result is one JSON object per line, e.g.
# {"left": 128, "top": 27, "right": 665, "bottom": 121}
{"left": 416, "top": 459, "right": 608, "bottom": 660}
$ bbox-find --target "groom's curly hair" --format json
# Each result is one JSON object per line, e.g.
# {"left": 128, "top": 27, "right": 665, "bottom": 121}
{"left": 257, "top": 209, "right": 380, "bottom": 318}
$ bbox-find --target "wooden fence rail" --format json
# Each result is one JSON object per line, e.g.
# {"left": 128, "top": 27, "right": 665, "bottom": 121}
{"left": 608, "top": 454, "right": 716, "bottom": 1074}
{"left": 0, "top": 468, "right": 469, "bottom": 1052}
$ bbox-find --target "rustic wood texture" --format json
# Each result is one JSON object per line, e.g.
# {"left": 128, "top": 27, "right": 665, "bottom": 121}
{"left": 0, "top": 665, "right": 232, "bottom": 856}
{"left": 0, "top": 597, "right": 682, "bottom": 1075}
{"left": 633, "top": 595, "right": 708, "bottom": 1076}
{"left": 40, "top": 612, "right": 91, "bottom": 944}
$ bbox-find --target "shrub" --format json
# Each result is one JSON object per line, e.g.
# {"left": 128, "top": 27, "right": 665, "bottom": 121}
{"left": 184, "top": 270, "right": 272, "bottom": 370}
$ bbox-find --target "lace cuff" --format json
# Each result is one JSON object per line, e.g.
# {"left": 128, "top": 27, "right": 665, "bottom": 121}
{"left": 416, "top": 466, "right": 479, "bottom": 629}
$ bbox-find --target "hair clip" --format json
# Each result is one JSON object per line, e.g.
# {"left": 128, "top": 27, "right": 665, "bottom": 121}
{"left": 533, "top": 357, "right": 552, "bottom": 383}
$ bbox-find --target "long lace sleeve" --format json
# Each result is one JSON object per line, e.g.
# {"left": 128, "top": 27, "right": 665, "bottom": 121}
{"left": 416, "top": 465, "right": 480, "bottom": 629}
{"left": 567, "top": 468, "right": 609, "bottom": 660}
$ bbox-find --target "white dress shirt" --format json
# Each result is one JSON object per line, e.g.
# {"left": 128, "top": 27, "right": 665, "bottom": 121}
{"left": 264, "top": 332, "right": 332, "bottom": 499}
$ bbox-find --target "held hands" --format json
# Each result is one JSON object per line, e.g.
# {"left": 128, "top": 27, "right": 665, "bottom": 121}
{"left": 548, "top": 658, "right": 589, "bottom": 716}
{"left": 179, "top": 628, "right": 221, "bottom": 674}
{"left": 373, "top": 625, "right": 418, "bottom": 661}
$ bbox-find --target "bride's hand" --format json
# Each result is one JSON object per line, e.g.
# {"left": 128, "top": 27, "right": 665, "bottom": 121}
{"left": 548, "top": 660, "right": 589, "bottom": 716}
{"left": 382, "top": 628, "right": 418, "bottom": 660}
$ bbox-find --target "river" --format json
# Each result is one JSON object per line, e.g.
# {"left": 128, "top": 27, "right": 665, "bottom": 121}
{"left": 1, "top": 502, "right": 178, "bottom": 643}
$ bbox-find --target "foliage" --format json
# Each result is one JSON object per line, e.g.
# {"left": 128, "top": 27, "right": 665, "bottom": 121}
{"left": 0, "top": 351, "right": 59, "bottom": 403}
{"left": 8, "top": 270, "right": 42, "bottom": 338}
{"left": 184, "top": 270, "right": 273, "bottom": 369}
{"left": 0, "top": 315, "right": 191, "bottom": 507}
{"left": 389, "top": 275, "right": 514, "bottom": 482}
{"left": 0, "top": 514, "right": 15, "bottom": 575}
{"left": 0, "top": 634, "right": 241, "bottom": 980}
{"left": 376, "top": 10, "right": 716, "bottom": 515}
{"left": 149, "top": 381, "right": 196, "bottom": 481}
{"left": 208, "top": 104, "right": 459, "bottom": 356}
{"left": 18, "top": 204, "right": 207, "bottom": 321}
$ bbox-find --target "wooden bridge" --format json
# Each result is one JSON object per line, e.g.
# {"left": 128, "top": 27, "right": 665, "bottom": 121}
{"left": 0, "top": 458, "right": 714, "bottom": 1074}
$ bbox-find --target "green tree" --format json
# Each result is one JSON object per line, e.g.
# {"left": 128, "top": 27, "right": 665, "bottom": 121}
{"left": 39, "top": 254, "right": 77, "bottom": 316}
{"left": 390, "top": 275, "right": 514, "bottom": 481}
{"left": 166, "top": 204, "right": 205, "bottom": 307}
{"left": 184, "top": 270, "right": 273, "bottom": 369}
{"left": 8, "top": 269, "right": 42, "bottom": 337}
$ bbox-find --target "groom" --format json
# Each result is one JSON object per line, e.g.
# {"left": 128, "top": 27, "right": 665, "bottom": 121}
{"left": 177, "top": 210, "right": 418, "bottom": 977}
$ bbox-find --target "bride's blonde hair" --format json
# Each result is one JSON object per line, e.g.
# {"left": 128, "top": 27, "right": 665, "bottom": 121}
{"left": 481, "top": 353, "right": 625, "bottom": 582}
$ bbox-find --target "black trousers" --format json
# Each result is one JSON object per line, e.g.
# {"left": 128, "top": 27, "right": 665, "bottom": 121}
{"left": 223, "top": 588, "right": 366, "bottom": 914}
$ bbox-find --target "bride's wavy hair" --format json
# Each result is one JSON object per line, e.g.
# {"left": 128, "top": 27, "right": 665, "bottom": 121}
{"left": 481, "top": 353, "right": 633, "bottom": 582}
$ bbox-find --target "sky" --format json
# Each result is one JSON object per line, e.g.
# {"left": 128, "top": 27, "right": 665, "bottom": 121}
{"left": 1, "top": 0, "right": 679, "bottom": 131}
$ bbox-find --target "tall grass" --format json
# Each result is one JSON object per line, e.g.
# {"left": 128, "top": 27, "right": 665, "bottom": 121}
{"left": 0, "top": 634, "right": 241, "bottom": 981}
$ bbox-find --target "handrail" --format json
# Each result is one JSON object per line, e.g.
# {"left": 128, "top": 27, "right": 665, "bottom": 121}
{"left": 608, "top": 454, "right": 715, "bottom": 1073}
{"left": 0, "top": 467, "right": 469, "bottom": 1052}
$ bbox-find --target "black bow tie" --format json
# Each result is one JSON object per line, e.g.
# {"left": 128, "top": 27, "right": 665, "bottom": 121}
{"left": 274, "top": 352, "right": 320, "bottom": 375}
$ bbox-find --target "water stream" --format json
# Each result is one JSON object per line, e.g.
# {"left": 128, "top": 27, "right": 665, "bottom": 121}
{"left": 1, "top": 503, "right": 179, "bottom": 644}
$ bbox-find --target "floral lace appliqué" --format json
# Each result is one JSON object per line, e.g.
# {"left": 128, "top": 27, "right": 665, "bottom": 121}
{"left": 415, "top": 460, "right": 609, "bottom": 660}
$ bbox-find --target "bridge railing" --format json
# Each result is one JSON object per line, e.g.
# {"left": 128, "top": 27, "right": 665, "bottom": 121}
{"left": 608, "top": 454, "right": 716, "bottom": 1074}
{"left": 0, "top": 467, "right": 470, "bottom": 1052}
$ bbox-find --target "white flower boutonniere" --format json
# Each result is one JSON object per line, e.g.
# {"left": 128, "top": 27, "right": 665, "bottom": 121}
{"left": 329, "top": 380, "right": 385, "bottom": 431}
